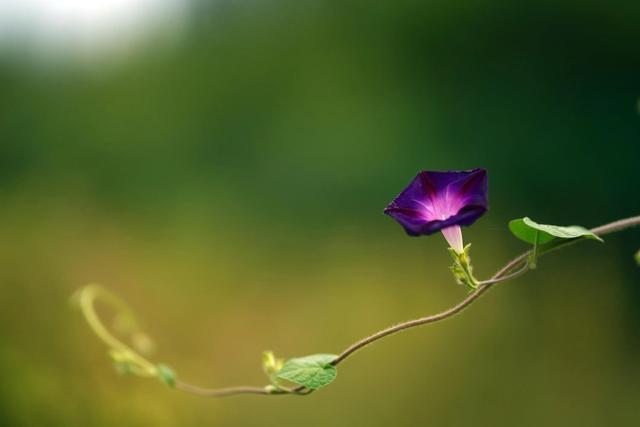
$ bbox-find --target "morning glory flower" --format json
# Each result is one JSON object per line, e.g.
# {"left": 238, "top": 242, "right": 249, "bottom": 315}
{"left": 384, "top": 169, "right": 488, "bottom": 253}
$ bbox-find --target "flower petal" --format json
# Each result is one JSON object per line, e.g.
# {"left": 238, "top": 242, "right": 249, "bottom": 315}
{"left": 384, "top": 168, "right": 488, "bottom": 237}
{"left": 383, "top": 207, "right": 429, "bottom": 236}
{"left": 384, "top": 172, "right": 434, "bottom": 215}
{"left": 444, "top": 168, "right": 488, "bottom": 209}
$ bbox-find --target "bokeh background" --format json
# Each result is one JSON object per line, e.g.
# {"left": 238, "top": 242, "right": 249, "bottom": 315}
{"left": 1, "top": 1, "right": 639, "bottom": 426}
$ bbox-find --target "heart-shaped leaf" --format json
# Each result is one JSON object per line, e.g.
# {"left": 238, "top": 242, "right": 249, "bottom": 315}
{"left": 509, "top": 217, "right": 603, "bottom": 244}
{"left": 276, "top": 354, "right": 338, "bottom": 390}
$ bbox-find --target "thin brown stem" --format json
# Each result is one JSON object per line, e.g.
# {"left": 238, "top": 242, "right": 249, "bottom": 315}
{"left": 175, "top": 381, "right": 270, "bottom": 397}
{"left": 591, "top": 215, "right": 640, "bottom": 235}
{"left": 175, "top": 380, "right": 312, "bottom": 397}
{"left": 329, "top": 214, "right": 640, "bottom": 367}
{"left": 477, "top": 260, "right": 530, "bottom": 286}
{"left": 331, "top": 285, "right": 491, "bottom": 366}
{"left": 172, "top": 215, "right": 640, "bottom": 396}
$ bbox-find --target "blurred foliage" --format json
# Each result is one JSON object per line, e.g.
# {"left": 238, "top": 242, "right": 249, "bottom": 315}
{"left": 0, "top": 1, "right": 639, "bottom": 426}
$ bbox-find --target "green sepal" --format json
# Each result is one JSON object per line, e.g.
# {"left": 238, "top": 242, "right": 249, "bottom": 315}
{"left": 448, "top": 244, "right": 478, "bottom": 291}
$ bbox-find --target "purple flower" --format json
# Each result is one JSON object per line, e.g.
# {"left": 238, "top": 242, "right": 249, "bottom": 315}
{"left": 384, "top": 169, "right": 488, "bottom": 253}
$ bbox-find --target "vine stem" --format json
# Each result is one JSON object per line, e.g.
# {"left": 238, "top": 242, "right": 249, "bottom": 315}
{"left": 78, "top": 215, "right": 640, "bottom": 397}
{"left": 329, "top": 261, "right": 526, "bottom": 366}
{"left": 330, "top": 214, "right": 640, "bottom": 367}
{"left": 175, "top": 382, "right": 270, "bottom": 397}
{"left": 75, "top": 285, "right": 158, "bottom": 376}
{"left": 177, "top": 214, "right": 639, "bottom": 396}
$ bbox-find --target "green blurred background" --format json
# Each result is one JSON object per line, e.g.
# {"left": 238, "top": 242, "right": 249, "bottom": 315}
{"left": 1, "top": 1, "right": 639, "bottom": 426}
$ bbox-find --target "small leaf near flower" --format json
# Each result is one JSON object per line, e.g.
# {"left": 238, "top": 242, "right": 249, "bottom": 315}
{"left": 276, "top": 354, "right": 338, "bottom": 390}
{"left": 635, "top": 250, "right": 640, "bottom": 266}
{"left": 509, "top": 217, "right": 603, "bottom": 244}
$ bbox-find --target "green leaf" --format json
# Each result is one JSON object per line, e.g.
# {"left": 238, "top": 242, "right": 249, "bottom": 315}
{"left": 276, "top": 354, "right": 338, "bottom": 390}
{"left": 635, "top": 250, "right": 640, "bottom": 266}
{"left": 156, "top": 364, "right": 176, "bottom": 388}
{"left": 509, "top": 217, "right": 603, "bottom": 245}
